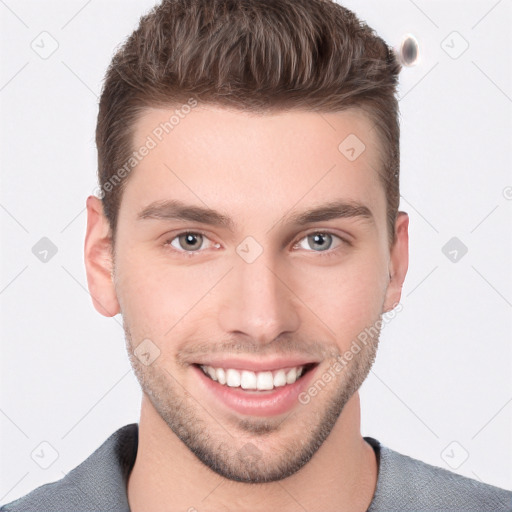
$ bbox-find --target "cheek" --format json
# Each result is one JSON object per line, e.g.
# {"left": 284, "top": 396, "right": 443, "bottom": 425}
{"left": 115, "top": 235, "right": 389, "bottom": 351}
{"left": 291, "top": 250, "right": 388, "bottom": 343}
{"left": 115, "top": 250, "right": 225, "bottom": 337}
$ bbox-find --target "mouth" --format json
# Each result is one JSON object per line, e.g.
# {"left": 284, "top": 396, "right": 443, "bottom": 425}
{"left": 191, "top": 360, "right": 319, "bottom": 417}
{"left": 196, "top": 363, "right": 317, "bottom": 391}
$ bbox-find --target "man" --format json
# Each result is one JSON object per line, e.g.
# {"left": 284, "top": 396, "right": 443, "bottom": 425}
{"left": 2, "top": 0, "right": 510, "bottom": 510}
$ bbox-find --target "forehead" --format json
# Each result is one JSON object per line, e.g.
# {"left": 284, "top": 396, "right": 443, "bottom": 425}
{"left": 122, "top": 105, "right": 387, "bottom": 230}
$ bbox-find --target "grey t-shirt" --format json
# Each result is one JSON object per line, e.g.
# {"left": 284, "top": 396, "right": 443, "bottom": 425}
{"left": 1, "top": 423, "right": 511, "bottom": 511}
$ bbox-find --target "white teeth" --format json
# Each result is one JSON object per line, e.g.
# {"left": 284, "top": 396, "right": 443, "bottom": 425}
{"left": 286, "top": 367, "right": 297, "bottom": 384}
{"left": 240, "top": 370, "right": 257, "bottom": 390}
{"left": 207, "top": 366, "right": 217, "bottom": 381}
{"left": 273, "top": 369, "right": 287, "bottom": 387}
{"left": 226, "top": 368, "right": 241, "bottom": 387}
{"left": 256, "top": 371, "right": 274, "bottom": 390}
{"left": 200, "top": 364, "right": 308, "bottom": 390}
{"left": 216, "top": 367, "right": 226, "bottom": 385}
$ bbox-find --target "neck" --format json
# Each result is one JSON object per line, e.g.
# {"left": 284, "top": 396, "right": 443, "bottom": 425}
{"left": 127, "top": 392, "right": 377, "bottom": 512}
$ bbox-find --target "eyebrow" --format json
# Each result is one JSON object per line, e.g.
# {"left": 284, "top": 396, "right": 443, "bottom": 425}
{"left": 137, "top": 199, "right": 374, "bottom": 230}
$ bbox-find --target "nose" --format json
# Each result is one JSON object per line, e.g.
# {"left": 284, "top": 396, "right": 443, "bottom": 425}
{"left": 217, "top": 248, "right": 301, "bottom": 346}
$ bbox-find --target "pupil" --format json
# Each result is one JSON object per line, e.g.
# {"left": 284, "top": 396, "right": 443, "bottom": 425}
{"left": 310, "top": 233, "right": 331, "bottom": 251}
{"left": 181, "top": 233, "right": 201, "bottom": 250}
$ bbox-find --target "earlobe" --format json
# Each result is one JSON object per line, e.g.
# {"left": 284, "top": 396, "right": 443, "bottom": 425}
{"left": 84, "top": 195, "right": 120, "bottom": 317}
{"left": 383, "top": 211, "right": 409, "bottom": 313}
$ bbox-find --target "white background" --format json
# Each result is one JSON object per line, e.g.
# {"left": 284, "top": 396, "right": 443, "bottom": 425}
{"left": 1, "top": 0, "right": 511, "bottom": 504}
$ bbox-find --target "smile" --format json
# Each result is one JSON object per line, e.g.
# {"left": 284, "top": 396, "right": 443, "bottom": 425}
{"left": 193, "top": 361, "right": 319, "bottom": 416}
{"left": 198, "top": 364, "right": 311, "bottom": 391}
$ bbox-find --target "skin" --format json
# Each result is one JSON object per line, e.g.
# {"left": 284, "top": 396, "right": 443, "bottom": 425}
{"left": 84, "top": 105, "right": 409, "bottom": 511}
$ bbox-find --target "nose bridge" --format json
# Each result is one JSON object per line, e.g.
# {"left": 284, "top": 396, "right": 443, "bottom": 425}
{"left": 217, "top": 241, "right": 300, "bottom": 344}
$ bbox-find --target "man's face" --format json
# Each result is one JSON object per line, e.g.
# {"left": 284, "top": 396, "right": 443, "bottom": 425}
{"left": 101, "top": 106, "right": 406, "bottom": 482}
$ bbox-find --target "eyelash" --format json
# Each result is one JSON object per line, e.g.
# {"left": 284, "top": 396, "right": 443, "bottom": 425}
{"left": 163, "top": 230, "right": 350, "bottom": 258}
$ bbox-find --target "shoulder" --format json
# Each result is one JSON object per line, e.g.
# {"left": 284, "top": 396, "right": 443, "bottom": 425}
{"left": 0, "top": 424, "right": 138, "bottom": 512}
{"left": 365, "top": 437, "right": 512, "bottom": 512}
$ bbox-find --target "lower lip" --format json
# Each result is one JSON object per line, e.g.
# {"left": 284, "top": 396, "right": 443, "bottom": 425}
{"left": 193, "top": 364, "right": 318, "bottom": 417}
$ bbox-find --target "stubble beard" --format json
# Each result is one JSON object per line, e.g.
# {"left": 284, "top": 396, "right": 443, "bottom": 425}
{"left": 123, "top": 319, "right": 381, "bottom": 483}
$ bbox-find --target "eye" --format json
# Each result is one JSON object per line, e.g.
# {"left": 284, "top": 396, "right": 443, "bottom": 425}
{"left": 165, "top": 231, "right": 220, "bottom": 254}
{"left": 294, "top": 232, "right": 347, "bottom": 254}
{"left": 163, "top": 230, "right": 349, "bottom": 257}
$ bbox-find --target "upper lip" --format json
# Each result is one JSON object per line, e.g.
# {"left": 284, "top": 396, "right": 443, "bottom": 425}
{"left": 192, "top": 357, "right": 319, "bottom": 372}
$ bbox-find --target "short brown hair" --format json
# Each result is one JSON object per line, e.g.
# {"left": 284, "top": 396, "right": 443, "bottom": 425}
{"left": 96, "top": 0, "right": 401, "bottom": 246}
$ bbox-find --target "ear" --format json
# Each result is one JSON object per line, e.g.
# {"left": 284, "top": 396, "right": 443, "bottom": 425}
{"left": 383, "top": 211, "right": 409, "bottom": 313}
{"left": 84, "top": 195, "right": 120, "bottom": 317}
